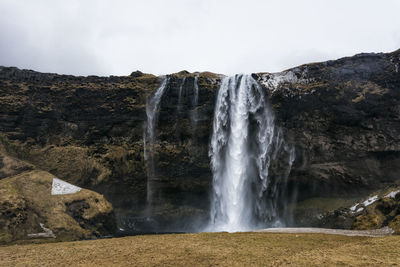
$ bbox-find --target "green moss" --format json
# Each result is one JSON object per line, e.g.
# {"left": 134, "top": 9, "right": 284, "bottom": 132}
{"left": 389, "top": 215, "right": 400, "bottom": 234}
{"left": 0, "top": 232, "right": 12, "bottom": 243}
{"left": 352, "top": 213, "right": 385, "bottom": 230}
{"left": 349, "top": 81, "right": 388, "bottom": 103}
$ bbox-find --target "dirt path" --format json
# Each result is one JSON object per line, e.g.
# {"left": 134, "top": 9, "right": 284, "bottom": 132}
{"left": 256, "top": 226, "right": 394, "bottom": 237}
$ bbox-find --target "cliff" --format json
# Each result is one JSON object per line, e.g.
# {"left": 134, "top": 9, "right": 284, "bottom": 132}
{"left": 0, "top": 49, "right": 399, "bottom": 239}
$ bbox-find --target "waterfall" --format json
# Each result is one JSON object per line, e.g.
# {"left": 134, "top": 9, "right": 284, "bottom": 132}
{"left": 144, "top": 76, "right": 199, "bottom": 213}
{"left": 191, "top": 76, "right": 199, "bottom": 129}
{"left": 208, "top": 74, "right": 294, "bottom": 232}
{"left": 144, "top": 77, "right": 168, "bottom": 208}
{"left": 193, "top": 76, "right": 199, "bottom": 107}
{"left": 177, "top": 77, "right": 186, "bottom": 112}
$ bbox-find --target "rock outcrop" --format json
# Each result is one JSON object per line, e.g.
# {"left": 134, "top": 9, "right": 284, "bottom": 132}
{"left": 0, "top": 153, "right": 116, "bottom": 244}
{"left": 0, "top": 49, "right": 399, "bottom": 236}
{"left": 351, "top": 190, "right": 400, "bottom": 234}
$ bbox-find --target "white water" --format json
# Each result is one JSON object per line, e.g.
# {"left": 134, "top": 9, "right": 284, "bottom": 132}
{"left": 191, "top": 76, "right": 199, "bottom": 129}
{"left": 144, "top": 77, "right": 168, "bottom": 206}
{"left": 208, "top": 74, "right": 293, "bottom": 232}
{"left": 144, "top": 76, "right": 199, "bottom": 212}
{"left": 177, "top": 77, "right": 186, "bottom": 112}
{"left": 193, "top": 76, "right": 199, "bottom": 107}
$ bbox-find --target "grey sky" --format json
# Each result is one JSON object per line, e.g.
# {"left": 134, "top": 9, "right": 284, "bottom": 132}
{"left": 0, "top": 0, "right": 399, "bottom": 76}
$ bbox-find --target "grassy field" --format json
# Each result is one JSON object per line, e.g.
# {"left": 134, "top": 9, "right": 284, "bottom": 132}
{"left": 0, "top": 232, "right": 399, "bottom": 266}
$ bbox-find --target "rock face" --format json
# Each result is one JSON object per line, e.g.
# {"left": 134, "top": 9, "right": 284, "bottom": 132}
{"left": 0, "top": 153, "right": 116, "bottom": 244}
{"left": 260, "top": 50, "right": 400, "bottom": 226}
{"left": 0, "top": 49, "right": 399, "bottom": 236}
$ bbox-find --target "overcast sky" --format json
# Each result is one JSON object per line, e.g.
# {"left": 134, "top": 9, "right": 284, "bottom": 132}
{"left": 0, "top": 0, "right": 399, "bottom": 76}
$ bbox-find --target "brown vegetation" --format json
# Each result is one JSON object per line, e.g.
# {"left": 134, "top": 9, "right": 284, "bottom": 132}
{"left": 0, "top": 169, "right": 115, "bottom": 244}
{"left": 1, "top": 232, "right": 400, "bottom": 266}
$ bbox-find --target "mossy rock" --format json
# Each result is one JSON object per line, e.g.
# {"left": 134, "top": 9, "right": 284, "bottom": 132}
{"left": 352, "top": 213, "right": 385, "bottom": 230}
{"left": 0, "top": 169, "right": 116, "bottom": 244}
{"left": 388, "top": 215, "right": 400, "bottom": 234}
{"left": 351, "top": 194, "right": 400, "bottom": 234}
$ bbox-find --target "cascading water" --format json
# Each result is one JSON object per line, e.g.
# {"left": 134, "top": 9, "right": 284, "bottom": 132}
{"left": 144, "top": 77, "right": 168, "bottom": 210}
{"left": 193, "top": 76, "right": 199, "bottom": 107}
{"left": 177, "top": 77, "right": 186, "bottom": 112}
{"left": 208, "top": 74, "right": 294, "bottom": 232}
{"left": 144, "top": 76, "right": 200, "bottom": 215}
{"left": 191, "top": 76, "right": 199, "bottom": 128}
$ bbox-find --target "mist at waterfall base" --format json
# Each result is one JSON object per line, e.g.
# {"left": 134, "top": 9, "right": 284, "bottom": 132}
{"left": 135, "top": 74, "right": 296, "bottom": 234}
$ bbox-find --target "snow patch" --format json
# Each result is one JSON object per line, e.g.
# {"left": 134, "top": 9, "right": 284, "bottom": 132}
{"left": 350, "top": 203, "right": 359, "bottom": 212}
{"left": 51, "top": 178, "right": 81, "bottom": 195}
{"left": 260, "top": 71, "right": 299, "bottom": 89}
{"left": 260, "top": 71, "right": 301, "bottom": 91}
{"left": 259, "top": 68, "right": 313, "bottom": 96}
{"left": 349, "top": 195, "right": 379, "bottom": 213}
{"left": 363, "top": 195, "right": 378, "bottom": 207}
{"left": 27, "top": 223, "right": 56, "bottom": 238}
{"left": 356, "top": 207, "right": 364, "bottom": 213}
{"left": 385, "top": 190, "right": 400, "bottom": 199}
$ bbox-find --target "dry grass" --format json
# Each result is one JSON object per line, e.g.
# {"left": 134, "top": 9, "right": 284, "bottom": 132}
{"left": 0, "top": 232, "right": 399, "bottom": 266}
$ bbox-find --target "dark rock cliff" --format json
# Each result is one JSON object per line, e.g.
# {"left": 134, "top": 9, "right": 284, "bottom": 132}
{"left": 0, "top": 49, "right": 399, "bottom": 237}
{"left": 260, "top": 50, "right": 400, "bottom": 226}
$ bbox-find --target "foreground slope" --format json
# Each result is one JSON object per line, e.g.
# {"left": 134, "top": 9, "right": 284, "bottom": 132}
{"left": 0, "top": 232, "right": 399, "bottom": 266}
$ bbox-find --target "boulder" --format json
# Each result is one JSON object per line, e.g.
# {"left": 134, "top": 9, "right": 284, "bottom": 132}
{"left": 0, "top": 169, "right": 116, "bottom": 244}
